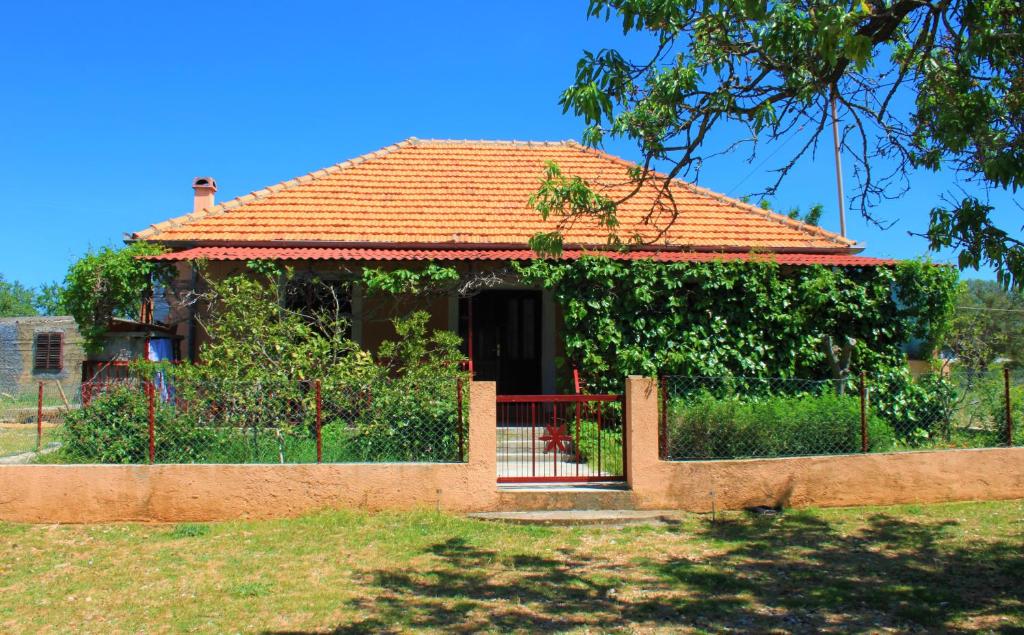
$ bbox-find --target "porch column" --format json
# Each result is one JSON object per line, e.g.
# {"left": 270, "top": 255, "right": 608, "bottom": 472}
{"left": 350, "top": 284, "right": 364, "bottom": 347}
{"left": 541, "top": 290, "right": 556, "bottom": 394}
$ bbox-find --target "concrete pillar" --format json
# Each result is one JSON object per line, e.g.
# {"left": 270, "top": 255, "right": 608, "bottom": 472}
{"left": 468, "top": 381, "right": 496, "bottom": 471}
{"left": 624, "top": 375, "right": 659, "bottom": 490}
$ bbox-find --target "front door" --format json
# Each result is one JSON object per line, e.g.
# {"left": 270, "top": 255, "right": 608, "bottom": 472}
{"left": 462, "top": 290, "right": 542, "bottom": 394}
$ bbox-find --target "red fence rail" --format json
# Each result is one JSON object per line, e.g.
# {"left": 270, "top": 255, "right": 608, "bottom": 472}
{"left": 81, "top": 360, "right": 133, "bottom": 383}
{"left": 495, "top": 394, "right": 625, "bottom": 483}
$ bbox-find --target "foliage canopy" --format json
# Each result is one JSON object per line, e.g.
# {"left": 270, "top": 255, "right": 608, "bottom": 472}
{"left": 540, "top": 0, "right": 1023, "bottom": 285}
{"left": 515, "top": 257, "right": 959, "bottom": 388}
{"left": 59, "top": 242, "right": 172, "bottom": 351}
{"left": 0, "top": 274, "right": 39, "bottom": 317}
{"left": 945, "top": 278, "right": 1024, "bottom": 369}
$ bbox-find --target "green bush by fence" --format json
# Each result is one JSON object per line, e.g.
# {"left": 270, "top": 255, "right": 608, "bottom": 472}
{"left": 59, "top": 386, "right": 213, "bottom": 464}
{"left": 665, "top": 392, "right": 895, "bottom": 459}
{"left": 53, "top": 376, "right": 465, "bottom": 465}
{"left": 576, "top": 419, "right": 624, "bottom": 474}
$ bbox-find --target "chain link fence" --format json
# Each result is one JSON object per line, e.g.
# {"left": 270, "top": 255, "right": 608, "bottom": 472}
{"left": 660, "top": 370, "right": 1020, "bottom": 460}
{"left": 0, "top": 381, "right": 79, "bottom": 460}
{"left": 19, "top": 374, "right": 466, "bottom": 465}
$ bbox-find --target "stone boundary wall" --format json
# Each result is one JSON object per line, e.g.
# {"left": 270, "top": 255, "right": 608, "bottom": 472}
{"left": 0, "top": 378, "right": 1022, "bottom": 523}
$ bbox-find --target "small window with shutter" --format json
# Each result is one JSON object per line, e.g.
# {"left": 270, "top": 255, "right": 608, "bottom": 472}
{"left": 34, "top": 332, "right": 63, "bottom": 372}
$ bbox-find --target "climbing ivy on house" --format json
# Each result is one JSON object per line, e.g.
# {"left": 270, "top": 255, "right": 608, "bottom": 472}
{"left": 514, "top": 257, "right": 959, "bottom": 392}
{"left": 361, "top": 263, "right": 460, "bottom": 296}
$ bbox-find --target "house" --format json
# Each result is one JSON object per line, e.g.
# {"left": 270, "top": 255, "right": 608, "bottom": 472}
{"left": 79, "top": 318, "right": 182, "bottom": 389}
{"left": 130, "top": 138, "right": 891, "bottom": 394}
{"left": 0, "top": 313, "right": 178, "bottom": 405}
{"left": 0, "top": 316, "right": 85, "bottom": 400}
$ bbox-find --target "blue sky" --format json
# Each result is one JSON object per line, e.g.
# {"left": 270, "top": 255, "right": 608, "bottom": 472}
{"left": 1, "top": 1, "right": 1018, "bottom": 287}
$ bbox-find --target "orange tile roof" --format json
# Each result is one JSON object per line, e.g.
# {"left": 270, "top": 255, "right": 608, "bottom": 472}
{"left": 132, "top": 138, "right": 859, "bottom": 252}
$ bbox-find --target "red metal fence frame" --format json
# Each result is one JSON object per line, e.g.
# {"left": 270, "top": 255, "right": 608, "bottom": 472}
{"left": 495, "top": 393, "right": 625, "bottom": 483}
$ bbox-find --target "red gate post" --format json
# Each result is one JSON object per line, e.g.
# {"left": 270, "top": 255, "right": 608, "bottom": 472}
{"left": 614, "top": 395, "right": 622, "bottom": 479}
{"left": 530, "top": 402, "right": 536, "bottom": 479}
{"left": 456, "top": 377, "right": 464, "bottom": 462}
{"left": 315, "top": 380, "right": 323, "bottom": 463}
{"left": 552, "top": 402, "right": 558, "bottom": 478}
{"left": 859, "top": 371, "right": 868, "bottom": 453}
{"left": 1004, "top": 366, "right": 1013, "bottom": 446}
{"left": 37, "top": 381, "right": 43, "bottom": 451}
{"left": 574, "top": 397, "right": 581, "bottom": 477}
{"left": 146, "top": 381, "right": 155, "bottom": 464}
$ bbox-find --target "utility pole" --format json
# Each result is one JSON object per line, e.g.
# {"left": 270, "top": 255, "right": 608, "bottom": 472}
{"left": 831, "top": 91, "right": 846, "bottom": 238}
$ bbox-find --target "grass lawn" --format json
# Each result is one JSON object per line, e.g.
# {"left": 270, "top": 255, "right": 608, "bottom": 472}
{"left": 0, "top": 425, "right": 55, "bottom": 458}
{"left": 1, "top": 500, "right": 1021, "bottom": 632}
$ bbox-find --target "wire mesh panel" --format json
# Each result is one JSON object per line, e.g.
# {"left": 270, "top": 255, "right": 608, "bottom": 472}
{"left": 661, "top": 377, "right": 860, "bottom": 460}
{"left": 661, "top": 371, "right": 1018, "bottom": 461}
{"left": 0, "top": 381, "right": 80, "bottom": 460}
{"left": 884, "top": 369, "right": 1015, "bottom": 449}
{"left": 151, "top": 378, "right": 314, "bottom": 464}
{"left": 318, "top": 379, "right": 466, "bottom": 463}
{"left": 0, "top": 385, "right": 46, "bottom": 459}
{"left": 47, "top": 375, "right": 466, "bottom": 465}
{"left": 496, "top": 394, "right": 624, "bottom": 482}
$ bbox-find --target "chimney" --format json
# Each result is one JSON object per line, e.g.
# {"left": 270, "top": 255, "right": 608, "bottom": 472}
{"left": 192, "top": 176, "right": 217, "bottom": 213}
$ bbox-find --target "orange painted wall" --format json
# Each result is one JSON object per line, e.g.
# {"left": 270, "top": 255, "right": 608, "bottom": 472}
{"left": 624, "top": 376, "right": 1024, "bottom": 511}
{"left": 2, "top": 378, "right": 1022, "bottom": 523}
{"left": 0, "top": 382, "right": 496, "bottom": 523}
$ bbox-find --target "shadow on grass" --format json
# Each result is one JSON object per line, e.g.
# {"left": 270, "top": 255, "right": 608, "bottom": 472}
{"left": 265, "top": 512, "right": 1024, "bottom": 633}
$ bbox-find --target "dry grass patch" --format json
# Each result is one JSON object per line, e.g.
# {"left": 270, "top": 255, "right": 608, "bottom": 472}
{"left": 0, "top": 424, "right": 56, "bottom": 458}
{"left": 0, "top": 501, "right": 1021, "bottom": 633}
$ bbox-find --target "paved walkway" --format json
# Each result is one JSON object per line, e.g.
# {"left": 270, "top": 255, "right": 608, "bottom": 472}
{"left": 468, "top": 510, "right": 682, "bottom": 526}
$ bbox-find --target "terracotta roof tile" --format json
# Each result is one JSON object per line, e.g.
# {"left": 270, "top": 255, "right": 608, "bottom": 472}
{"left": 132, "top": 139, "right": 858, "bottom": 252}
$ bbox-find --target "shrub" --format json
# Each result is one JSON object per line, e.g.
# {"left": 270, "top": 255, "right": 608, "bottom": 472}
{"left": 122, "top": 269, "right": 469, "bottom": 464}
{"left": 346, "top": 385, "right": 462, "bottom": 462}
{"left": 987, "top": 382, "right": 1023, "bottom": 446}
{"left": 576, "top": 419, "right": 624, "bottom": 474}
{"left": 59, "top": 386, "right": 214, "bottom": 463}
{"left": 665, "top": 392, "right": 895, "bottom": 459}
{"left": 319, "top": 370, "right": 466, "bottom": 463}
{"left": 336, "top": 310, "right": 466, "bottom": 462}
{"left": 870, "top": 369, "right": 957, "bottom": 443}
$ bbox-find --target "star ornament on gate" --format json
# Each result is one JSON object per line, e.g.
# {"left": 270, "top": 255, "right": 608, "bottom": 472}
{"left": 540, "top": 423, "right": 573, "bottom": 454}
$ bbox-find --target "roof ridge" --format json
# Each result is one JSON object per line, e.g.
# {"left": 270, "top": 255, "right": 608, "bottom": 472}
{"left": 565, "top": 142, "right": 854, "bottom": 248}
{"left": 407, "top": 138, "right": 576, "bottom": 147}
{"left": 131, "top": 138, "right": 420, "bottom": 240}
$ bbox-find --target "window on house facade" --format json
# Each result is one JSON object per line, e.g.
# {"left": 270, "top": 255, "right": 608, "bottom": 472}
{"left": 33, "top": 332, "right": 63, "bottom": 372}
{"left": 282, "top": 277, "right": 354, "bottom": 337}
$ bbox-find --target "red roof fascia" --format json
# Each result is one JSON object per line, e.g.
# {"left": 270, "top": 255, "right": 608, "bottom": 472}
{"left": 144, "top": 246, "right": 897, "bottom": 267}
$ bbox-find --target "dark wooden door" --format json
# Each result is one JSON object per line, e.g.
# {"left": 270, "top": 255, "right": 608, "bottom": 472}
{"left": 463, "top": 290, "right": 542, "bottom": 394}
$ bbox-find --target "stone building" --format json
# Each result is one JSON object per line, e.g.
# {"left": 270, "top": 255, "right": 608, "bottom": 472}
{"left": 0, "top": 316, "right": 85, "bottom": 398}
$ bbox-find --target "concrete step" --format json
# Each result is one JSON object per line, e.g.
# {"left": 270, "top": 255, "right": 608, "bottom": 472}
{"left": 468, "top": 510, "right": 680, "bottom": 526}
{"left": 496, "top": 483, "right": 635, "bottom": 511}
{"left": 497, "top": 451, "right": 586, "bottom": 461}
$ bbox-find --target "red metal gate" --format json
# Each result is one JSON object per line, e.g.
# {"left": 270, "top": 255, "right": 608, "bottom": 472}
{"left": 496, "top": 394, "right": 625, "bottom": 483}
